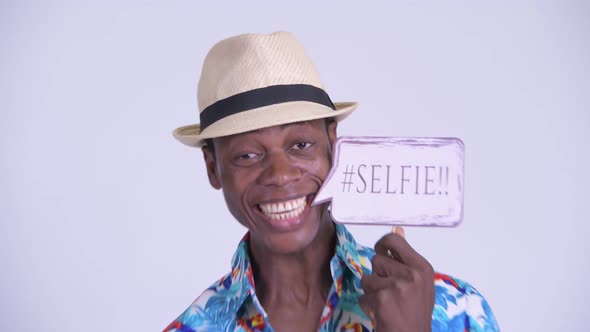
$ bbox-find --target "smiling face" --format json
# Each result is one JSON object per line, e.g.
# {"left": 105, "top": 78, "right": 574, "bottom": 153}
{"left": 203, "top": 119, "right": 337, "bottom": 254}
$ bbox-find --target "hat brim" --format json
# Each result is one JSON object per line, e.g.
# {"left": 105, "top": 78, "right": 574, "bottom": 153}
{"left": 173, "top": 101, "right": 357, "bottom": 148}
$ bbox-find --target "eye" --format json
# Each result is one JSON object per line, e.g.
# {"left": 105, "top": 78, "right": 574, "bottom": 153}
{"left": 238, "top": 153, "right": 258, "bottom": 160}
{"left": 291, "top": 142, "right": 313, "bottom": 150}
{"left": 231, "top": 150, "right": 261, "bottom": 167}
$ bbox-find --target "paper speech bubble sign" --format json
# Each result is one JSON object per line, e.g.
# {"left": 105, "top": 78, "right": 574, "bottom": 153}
{"left": 313, "top": 137, "right": 465, "bottom": 227}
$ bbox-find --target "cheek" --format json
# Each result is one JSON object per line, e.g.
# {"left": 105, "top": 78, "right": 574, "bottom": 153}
{"left": 299, "top": 154, "right": 332, "bottom": 189}
{"left": 219, "top": 171, "right": 258, "bottom": 226}
{"left": 311, "top": 151, "right": 333, "bottom": 180}
{"left": 221, "top": 188, "right": 250, "bottom": 228}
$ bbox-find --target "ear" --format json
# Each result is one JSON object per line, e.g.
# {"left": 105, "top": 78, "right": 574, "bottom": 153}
{"left": 202, "top": 145, "right": 222, "bottom": 190}
{"left": 327, "top": 119, "right": 338, "bottom": 148}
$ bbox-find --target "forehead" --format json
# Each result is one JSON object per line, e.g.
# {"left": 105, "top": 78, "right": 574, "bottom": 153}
{"left": 212, "top": 119, "right": 327, "bottom": 147}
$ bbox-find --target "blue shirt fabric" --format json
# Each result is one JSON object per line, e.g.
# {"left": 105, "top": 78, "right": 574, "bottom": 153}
{"left": 165, "top": 223, "right": 499, "bottom": 331}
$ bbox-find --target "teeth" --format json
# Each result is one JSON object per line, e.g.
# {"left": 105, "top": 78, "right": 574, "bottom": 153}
{"left": 259, "top": 197, "right": 307, "bottom": 220}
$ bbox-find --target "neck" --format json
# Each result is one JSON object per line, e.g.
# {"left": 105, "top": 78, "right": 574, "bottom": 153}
{"left": 249, "top": 209, "right": 336, "bottom": 308}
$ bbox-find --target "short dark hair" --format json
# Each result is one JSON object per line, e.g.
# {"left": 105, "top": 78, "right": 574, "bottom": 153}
{"left": 204, "top": 138, "right": 214, "bottom": 151}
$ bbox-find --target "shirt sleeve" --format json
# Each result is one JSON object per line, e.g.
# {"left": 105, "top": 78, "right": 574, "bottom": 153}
{"left": 462, "top": 286, "right": 500, "bottom": 332}
{"left": 432, "top": 274, "right": 499, "bottom": 332}
{"left": 163, "top": 289, "right": 222, "bottom": 332}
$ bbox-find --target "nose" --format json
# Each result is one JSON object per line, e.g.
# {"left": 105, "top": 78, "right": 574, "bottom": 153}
{"left": 258, "top": 151, "right": 301, "bottom": 187}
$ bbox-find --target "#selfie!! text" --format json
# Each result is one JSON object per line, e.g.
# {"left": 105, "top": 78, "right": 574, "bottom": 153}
{"left": 341, "top": 164, "right": 450, "bottom": 195}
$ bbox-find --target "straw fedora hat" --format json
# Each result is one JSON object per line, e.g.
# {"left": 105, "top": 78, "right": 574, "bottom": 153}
{"left": 172, "top": 31, "right": 357, "bottom": 148}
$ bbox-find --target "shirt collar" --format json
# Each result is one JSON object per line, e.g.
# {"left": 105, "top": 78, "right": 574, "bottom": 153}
{"left": 228, "top": 233, "right": 261, "bottom": 316}
{"left": 333, "top": 223, "right": 373, "bottom": 280}
{"left": 227, "top": 223, "right": 372, "bottom": 317}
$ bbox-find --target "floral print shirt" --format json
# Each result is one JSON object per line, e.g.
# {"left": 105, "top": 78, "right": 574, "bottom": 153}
{"left": 164, "top": 224, "right": 499, "bottom": 331}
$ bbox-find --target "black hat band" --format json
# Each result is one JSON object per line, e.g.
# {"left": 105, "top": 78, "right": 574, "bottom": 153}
{"left": 199, "top": 84, "right": 336, "bottom": 131}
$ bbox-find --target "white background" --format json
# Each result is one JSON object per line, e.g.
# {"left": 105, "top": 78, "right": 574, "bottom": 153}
{"left": 2, "top": 1, "right": 589, "bottom": 331}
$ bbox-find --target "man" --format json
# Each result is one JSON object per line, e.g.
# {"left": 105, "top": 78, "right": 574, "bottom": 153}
{"left": 165, "top": 32, "right": 498, "bottom": 331}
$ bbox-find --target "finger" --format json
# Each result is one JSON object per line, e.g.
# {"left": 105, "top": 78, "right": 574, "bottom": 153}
{"left": 360, "top": 287, "right": 404, "bottom": 329}
{"left": 360, "top": 274, "right": 391, "bottom": 293}
{"left": 375, "top": 233, "right": 430, "bottom": 271}
{"left": 361, "top": 272, "right": 414, "bottom": 293}
{"left": 357, "top": 294, "right": 376, "bottom": 322}
{"left": 371, "top": 253, "right": 413, "bottom": 279}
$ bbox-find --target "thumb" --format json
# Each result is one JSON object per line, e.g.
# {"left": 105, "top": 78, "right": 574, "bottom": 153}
{"left": 391, "top": 226, "right": 405, "bottom": 239}
{"left": 358, "top": 295, "right": 376, "bottom": 322}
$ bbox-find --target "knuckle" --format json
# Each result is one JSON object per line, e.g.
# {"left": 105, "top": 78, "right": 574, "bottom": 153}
{"left": 360, "top": 276, "right": 369, "bottom": 289}
{"left": 410, "top": 268, "right": 422, "bottom": 283}
{"left": 423, "top": 260, "right": 435, "bottom": 275}
{"left": 396, "top": 281, "right": 416, "bottom": 298}
{"left": 371, "top": 255, "right": 379, "bottom": 266}
{"left": 375, "top": 289, "right": 391, "bottom": 307}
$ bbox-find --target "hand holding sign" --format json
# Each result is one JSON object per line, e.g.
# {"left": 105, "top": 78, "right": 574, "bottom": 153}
{"left": 317, "top": 137, "right": 461, "bottom": 328}
{"left": 313, "top": 137, "right": 465, "bottom": 226}
{"left": 359, "top": 226, "right": 435, "bottom": 331}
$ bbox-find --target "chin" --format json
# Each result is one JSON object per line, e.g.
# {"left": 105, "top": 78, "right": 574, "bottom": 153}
{"left": 265, "top": 224, "right": 320, "bottom": 254}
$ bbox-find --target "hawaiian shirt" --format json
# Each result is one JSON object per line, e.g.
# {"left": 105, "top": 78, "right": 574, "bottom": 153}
{"left": 165, "top": 223, "right": 499, "bottom": 331}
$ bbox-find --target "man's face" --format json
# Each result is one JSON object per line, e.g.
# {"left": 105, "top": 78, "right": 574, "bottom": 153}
{"left": 203, "top": 119, "right": 337, "bottom": 254}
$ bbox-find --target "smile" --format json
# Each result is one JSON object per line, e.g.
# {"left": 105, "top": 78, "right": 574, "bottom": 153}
{"left": 259, "top": 196, "right": 307, "bottom": 220}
